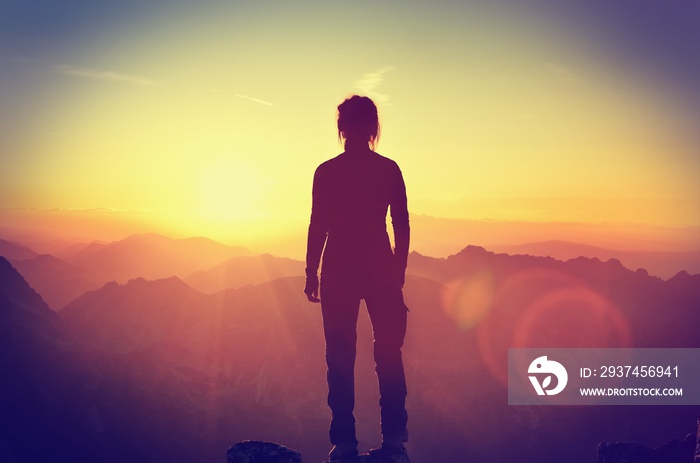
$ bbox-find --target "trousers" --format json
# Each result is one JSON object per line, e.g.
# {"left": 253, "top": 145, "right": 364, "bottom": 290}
{"left": 320, "top": 274, "right": 408, "bottom": 445}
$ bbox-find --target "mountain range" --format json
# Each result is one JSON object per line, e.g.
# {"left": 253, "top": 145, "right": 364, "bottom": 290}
{"left": 0, "top": 239, "right": 39, "bottom": 261}
{"left": 183, "top": 253, "right": 305, "bottom": 294}
{"left": 4, "top": 232, "right": 699, "bottom": 311}
{"left": 4, "top": 233, "right": 257, "bottom": 310}
{"left": 62, "top": 233, "right": 252, "bottom": 285}
{"left": 489, "top": 240, "right": 700, "bottom": 279}
{"left": 1, "top": 237, "right": 699, "bottom": 462}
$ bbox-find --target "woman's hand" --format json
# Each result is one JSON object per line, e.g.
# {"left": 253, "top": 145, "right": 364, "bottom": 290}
{"left": 391, "top": 256, "right": 406, "bottom": 290}
{"left": 304, "top": 274, "right": 320, "bottom": 303}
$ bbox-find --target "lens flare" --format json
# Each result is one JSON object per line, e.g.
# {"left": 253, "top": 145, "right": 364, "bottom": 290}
{"left": 441, "top": 270, "right": 495, "bottom": 330}
{"left": 476, "top": 268, "right": 633, "bottom": 386}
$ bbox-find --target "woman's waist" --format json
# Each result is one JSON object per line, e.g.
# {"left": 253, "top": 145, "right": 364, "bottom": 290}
{"left": 325, "top": 231, "right": 391, "bottom": 250}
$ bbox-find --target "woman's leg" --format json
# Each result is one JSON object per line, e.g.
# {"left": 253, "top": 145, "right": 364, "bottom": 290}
{"left": 365, "top": 286, "right": 409, "bottom": 442}
{"left": 321, "top": 280, "right": 361, "bottom": 446}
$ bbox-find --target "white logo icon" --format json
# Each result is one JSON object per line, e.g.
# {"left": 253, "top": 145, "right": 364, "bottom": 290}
{"left": 528, "top": 356, "right": 568, "bottom": 396}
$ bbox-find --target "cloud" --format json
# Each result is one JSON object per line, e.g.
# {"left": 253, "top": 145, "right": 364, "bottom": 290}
{"left": 355, "top": 67, "right": 394, "bottom": 103}
{"left": 56, "top": 65, "right": 160, "bottom": 86}
{"left": 544, "top": 63, "right": 580, "bottom": 83}
{"left": 233, "top": 94, "right": 273, "bottom": 106}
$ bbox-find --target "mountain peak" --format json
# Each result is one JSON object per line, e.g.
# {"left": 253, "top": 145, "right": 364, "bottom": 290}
{"left": 61, "top": 275, "right": 208, "bottom": 354}
{"left": 24, "top": 253, "right": 76, "bottom": 269}
{"left": 124, "top": 275, "right": 191, "bottom": 290}
{"left": 447, "top": 245, "right": 494, "bottom": 263}
{"left": 0, "top": 238, "right": 39, "bottom": 260}
{"left": 80, "top": 275, "right": 193, "bottom": 298}
{"left": 454, "top": 245, "right": 490, "bottom": 257}
{"left": 667, "top": 270, "right": 700, "bottom": 286}
{"left": 65, "top": 233, "right": 253, "bottom": 285}
{"left": 0, "top": 257, "right": 52, "bottom": 316}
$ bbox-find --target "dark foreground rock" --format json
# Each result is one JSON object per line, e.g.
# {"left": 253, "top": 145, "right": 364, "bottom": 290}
{"left": 226, "top": 441, "right": 411, "bottom": 463}
{"left": 695, "top": 418, "right": 700, "bottom": 463}
{"left": 227, "top": 441, "right": 302, "bottom": 463}
{"left": 320, "top": 456, "right": 374, "bottom": 463}
{"left": 597, "top": 429, "right": 696, "bottom": 463}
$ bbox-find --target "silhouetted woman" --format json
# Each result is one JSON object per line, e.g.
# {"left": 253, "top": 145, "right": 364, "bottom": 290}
{"left": 305, "top": 95, "right": 410, "bottom": 462}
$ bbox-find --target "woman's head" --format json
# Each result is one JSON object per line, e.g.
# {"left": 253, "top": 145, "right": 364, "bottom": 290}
{"left": 337, "top": 95, "right": 380, "bottom": 149}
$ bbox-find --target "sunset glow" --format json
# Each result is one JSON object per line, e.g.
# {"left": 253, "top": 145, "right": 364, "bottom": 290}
{"left": 2, "top": 0, "right": 699, "bottom": 252}
{"left": 2, "top": 4, "right": 700, "bottom": 461}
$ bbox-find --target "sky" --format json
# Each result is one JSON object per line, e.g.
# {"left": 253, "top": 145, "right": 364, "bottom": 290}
{"left": 1, "top": 0, "right": 699, "bottom": 250}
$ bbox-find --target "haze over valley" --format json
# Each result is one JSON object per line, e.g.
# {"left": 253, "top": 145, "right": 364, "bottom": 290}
{"left": 2, "top": 227, "right": 699, "bottom": 462}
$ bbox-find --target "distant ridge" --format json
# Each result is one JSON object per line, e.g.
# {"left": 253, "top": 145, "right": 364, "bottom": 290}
{"left": 0, "top": 256, "right": 53, "bottom": 318}
{"left": 0, "top": 238, "right": 39, "bottom": 261}
{"left": 184, "top": 253, "right": 304, "bottom": 293}
{"left": 63, "top": 233, "right": 253, "bottom": 285}
{"left": 487, "top": 240, "right": 700, "bottom": 280}
{"left": 407, "top": 244, "right": 679, "bottom": 285}
{"left": 62, "top": 276, "right": 208, "bottom": 353}
{"left": 9, "top": 254, "right": 98, "bottom": 311}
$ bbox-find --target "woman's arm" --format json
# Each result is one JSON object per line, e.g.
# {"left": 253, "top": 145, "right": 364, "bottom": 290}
{"left": 390, "top": 163, "right": 410, "bottom": 288}
{"left": 304, "top": 165, "right": 329, "bottom": 302}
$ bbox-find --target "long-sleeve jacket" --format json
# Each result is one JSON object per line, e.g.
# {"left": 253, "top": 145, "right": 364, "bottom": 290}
{"left": 305, "top": 149, "right": 409, "bottom": 287}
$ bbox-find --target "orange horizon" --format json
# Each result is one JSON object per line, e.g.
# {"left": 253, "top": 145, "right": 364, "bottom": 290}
{"left": 2, "top": 206, "right": 699, "bottom": 260}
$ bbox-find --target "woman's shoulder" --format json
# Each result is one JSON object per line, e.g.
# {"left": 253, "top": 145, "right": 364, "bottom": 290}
{"left": 371, "top": 152, "right": 403, "bottom": 175}
{"left": 316, "top": 153, "right": 345, "bottom": 170}
{"left": 374, "top": 151, "right": 399, "bottom": 164}
{"left": 316, "top": 151, "right": 401, "bottom": 172}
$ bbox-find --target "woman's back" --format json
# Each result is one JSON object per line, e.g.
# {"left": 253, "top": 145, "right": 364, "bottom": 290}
{"left": 313, "top": 150, "right": 405, "bottom": 245}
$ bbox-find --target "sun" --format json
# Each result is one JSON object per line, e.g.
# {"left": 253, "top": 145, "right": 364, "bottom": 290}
{"left": 197, "top": 158, "right": 265, "bottom": 220}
